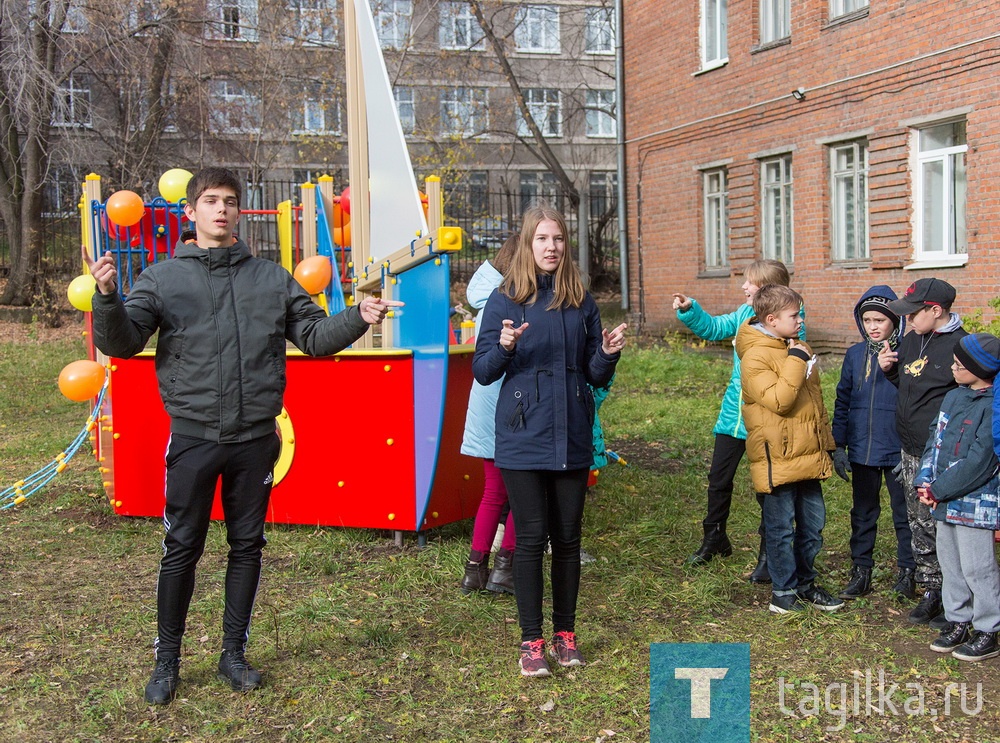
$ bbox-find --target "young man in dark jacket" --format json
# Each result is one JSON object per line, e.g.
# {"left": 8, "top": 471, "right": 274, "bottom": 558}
{"left": 879, "top": 278, "right": 967, "bottom": 627}
{"left": 832, "top": 287, "right": 915, "bottom": 600}
{"left": 86, "top": 167, "right": 400, "bottom": 705}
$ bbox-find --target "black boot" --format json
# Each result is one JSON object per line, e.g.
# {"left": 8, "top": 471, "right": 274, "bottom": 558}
{"left": 748, "top": 536, "right": 771, "bottom": 584}
{"left": 686, "top": 522, "right": 733, "bottom": 566}
{"left": 908, "top": 588, "right": 943, "bottom": 624}
{"left": 839, "top": 565, "right": 873, "bottom": 599}
{"left": 460, "top": 553, "right": 490, "bottom": 594}
{"left": 485, "top": 549, "right": 514, "bottom": 595}
{"left": 892, "top": 567, "right": 916, "bottom": 600}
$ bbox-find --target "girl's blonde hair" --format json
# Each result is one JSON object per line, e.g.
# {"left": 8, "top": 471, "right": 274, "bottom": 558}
{"left": 500, "top": 206, "right": 585, "bottom": 309}
{"left": 744, "top": 259, "right": 791, "bottom": 288}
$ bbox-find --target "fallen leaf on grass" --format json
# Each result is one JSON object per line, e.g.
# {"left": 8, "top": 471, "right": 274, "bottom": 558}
{"left": 539, "top": 699, "right": 555, "bottom": 712}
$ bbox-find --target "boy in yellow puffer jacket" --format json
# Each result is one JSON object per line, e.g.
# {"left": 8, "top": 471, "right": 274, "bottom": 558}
{"left": 736, "top": 285, "right": 843, "bottom": 615}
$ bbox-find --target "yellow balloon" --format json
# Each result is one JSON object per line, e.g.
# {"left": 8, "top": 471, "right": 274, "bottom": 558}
{"left": 68, "top": 274, "right": 97, "bottom": 312}
{"left": 158, "top": 168, "right": 193, "bottom": 203}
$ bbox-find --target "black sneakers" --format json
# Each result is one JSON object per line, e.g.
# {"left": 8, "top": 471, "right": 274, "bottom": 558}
{"left": 952, "top": 631, "right": 1000, "bottom": 662}
{"left": 797, "top": 585, "right": 845, "bottom": 612}
{"left": 908, "top": 589, "right": 943, "bottom": 625}
{"left": 218, "top": 648, "right": 263, "bottom": 691}
{"left": 930, "top": 621, "right": 971, "bottom": 653}
{"left": 144, "top": 657, "right": 180, "bottom": 705}
{"left": 769, "top": 593, "right": 805, "bottom": 614}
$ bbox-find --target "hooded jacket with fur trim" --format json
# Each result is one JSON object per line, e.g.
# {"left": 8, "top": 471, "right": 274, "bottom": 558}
{"left": 735, "top": 321, "right": 834, "bottom": 493}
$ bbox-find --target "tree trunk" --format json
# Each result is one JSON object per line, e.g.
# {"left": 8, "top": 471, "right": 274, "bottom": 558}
{"left": 1, "top": 187, "right": 52, "bottom": 311}
{"left": 469, "top": 1, "right": 580, "bottom": 209}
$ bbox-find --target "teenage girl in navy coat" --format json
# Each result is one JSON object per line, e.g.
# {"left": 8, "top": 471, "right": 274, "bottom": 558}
{"left": 473, "top": 205, "right": 627, "bottom": 677}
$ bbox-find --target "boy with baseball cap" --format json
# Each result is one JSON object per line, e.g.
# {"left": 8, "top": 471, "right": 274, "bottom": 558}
{"left": 878, "top": 278, "right": 967, "bottom": 627}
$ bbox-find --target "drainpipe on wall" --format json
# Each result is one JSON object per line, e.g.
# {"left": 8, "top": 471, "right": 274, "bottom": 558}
{"left": 578, "top": 173, "right": 590, "bottom": 288}
{"left": 614, "top": 0, "right": 628, "bottom": 310}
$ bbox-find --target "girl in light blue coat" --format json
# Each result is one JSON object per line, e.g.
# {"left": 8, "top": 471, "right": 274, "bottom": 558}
{"left": 460, "top": 235, "right": 520, "bottom": 595}
{"left": 673, "top": 259, "right": 803, "bottom": 582}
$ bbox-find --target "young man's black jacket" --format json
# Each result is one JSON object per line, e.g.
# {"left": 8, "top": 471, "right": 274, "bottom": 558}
{"left": 92, "top": 239, "right": 368, "bottom": 443}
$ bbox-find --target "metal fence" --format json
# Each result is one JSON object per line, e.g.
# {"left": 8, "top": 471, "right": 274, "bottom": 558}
{"left": 0, "top": 178, "right": 620, "bottom": 289}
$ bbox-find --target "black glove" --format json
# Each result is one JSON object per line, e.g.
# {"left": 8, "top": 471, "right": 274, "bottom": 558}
{"left": 832, "top": 447, "right": 851, "bottom": 482}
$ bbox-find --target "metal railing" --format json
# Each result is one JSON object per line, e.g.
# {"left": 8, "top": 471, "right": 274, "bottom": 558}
{"left": 1, "top": 179, "right": 620, "bottom": 290}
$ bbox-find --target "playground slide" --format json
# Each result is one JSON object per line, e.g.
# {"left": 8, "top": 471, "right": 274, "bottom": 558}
{"left": 314, "top": 196, "right": 347, "bottom": 314}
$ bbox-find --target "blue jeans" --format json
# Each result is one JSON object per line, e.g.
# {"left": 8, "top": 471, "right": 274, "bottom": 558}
{"left": 762, "top": 479, "right": 826, "bottom": 594}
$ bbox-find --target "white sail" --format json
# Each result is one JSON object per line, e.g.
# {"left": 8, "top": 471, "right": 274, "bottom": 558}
{"left": 352, "top": 0, "right": 429, "bottom": 262}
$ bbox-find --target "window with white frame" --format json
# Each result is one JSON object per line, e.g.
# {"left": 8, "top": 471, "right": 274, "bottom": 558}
{"left": 130, "top": 81, "right": 178, "bottom": 133}
{"left": 440, "top": 87, "right": 488, "bottom": 136}
{"left": 373, "top": 0, "right": 411, "bottom": 49}
{"left": 29, "top": 0, "right": 88, "bottom": 32}
{"left": 830, "top": 141, "right": 868, "bottom": 261}
{"left": 517, "top": 89, "right": 562, "bottom": 137}
{"left": 519, "top": 171, "right": 562, "bottom": 213}
{"left": 64, "top": 0, "right": 88, "bottom": 32}
{"left": 288, "top": 0, "right": 336, "bottom": 45}
{"left": 210, "top": 80, "right": 262, "bottom": 133}
{"left": 703, "top": 169, "right": 728, "bottom": 268}
{"left": 761, "top": 154, "right": 793, "bottom": 263}
{"left": 468, "top": 171, "right": 488, "bottom": 215}
{"left": 915, "top": 120, "right": 967, "bottom": 259}
{"left": 702, "top": 0, "right": 727, "bottom": 67}
{"left": 439, "top": 2, "right": 484, "bottom": 50}
{"left": 760, "top": 0, "right": 789, "bottom": 44}
{"left": 514, "top": 5, "right": 560, "bottom": 53}
{"left": 394, "top": 86, "right": 416, "bottom": 134}
{"left": 589, "top": 171, "right": 618, "bottom": 218}
{"left": 206, "top": 0, "right": 259, "bottom": 41}
{"left": 43, "top": 165, "right": 85, "bottom": 217}
{"left": 127, "top": 0, "right": 164, "bottom": 34}
{"left": 293, "top": 86, "right": 340, "bottom": 134}
{"left": 585, "top": 89, "right": 616, "bottom": 138}
{"left": 52, "top": 75, "right": 91, "bottom": 128}
{"left": 584, "top": 7, "right": 614, "bottom": 54}
{"left": 830, "top": 0, "right": 868, "bottom": 19}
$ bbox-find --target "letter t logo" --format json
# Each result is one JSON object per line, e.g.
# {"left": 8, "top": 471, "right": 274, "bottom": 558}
{"left": 674, "top": 667, "right": 728, "bottom": 718}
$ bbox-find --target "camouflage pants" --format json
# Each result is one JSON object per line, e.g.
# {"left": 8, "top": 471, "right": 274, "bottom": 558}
{"left": 899, "top": 451, "right": 941, "bottom": 589}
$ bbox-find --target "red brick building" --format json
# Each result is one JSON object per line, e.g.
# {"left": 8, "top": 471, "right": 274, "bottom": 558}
{"left": 622, "top": 0, "right": 1000, "bottom": 349}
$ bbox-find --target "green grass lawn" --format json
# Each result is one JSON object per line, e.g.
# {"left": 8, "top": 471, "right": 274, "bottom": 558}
{"left": 1, "top": 326, "right": 997, "bottom": 742}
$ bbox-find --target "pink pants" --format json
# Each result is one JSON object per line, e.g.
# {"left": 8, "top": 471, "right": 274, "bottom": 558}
{"left": 471, "top": 459, "right": 516, "bottom": 554}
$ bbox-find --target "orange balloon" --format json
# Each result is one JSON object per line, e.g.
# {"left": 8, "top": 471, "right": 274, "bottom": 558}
{"left": 106, "top": 190, "right": 145, "bottom": 227}
{"left": 332, "top": 201, "right": 351, "bottom": 229}
{"left": 58, "top": 360, "right": 106, "bottom": 402}
{"left": 293, "top": 256, "right": 332, "bottom": 294}
{"left": 334, "top": 222, "right": 351, "bottom": 247}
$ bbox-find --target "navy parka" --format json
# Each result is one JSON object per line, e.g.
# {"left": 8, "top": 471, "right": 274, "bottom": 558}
{"left": 832, "top": 286, "right": 904, "bottom": 467}
{"left": 472, "top": 274, "right": 619, "bottom": 471}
